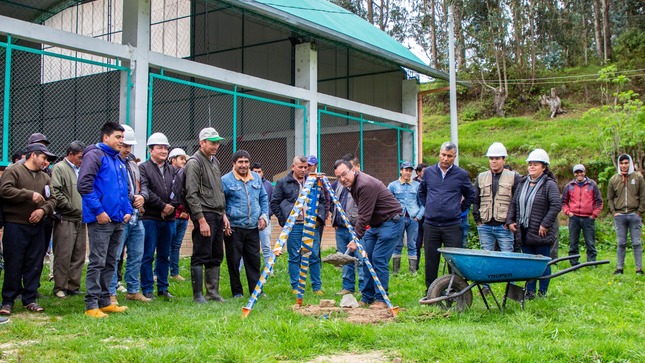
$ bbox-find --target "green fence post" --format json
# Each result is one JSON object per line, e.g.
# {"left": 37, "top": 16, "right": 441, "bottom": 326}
{"left": 2, "top": 35, "right": 13, "bottom": 165}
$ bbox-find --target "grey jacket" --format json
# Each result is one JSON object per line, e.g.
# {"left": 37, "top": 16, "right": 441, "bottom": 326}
{"left": 184, "top": 150, "right": 226, "bottom": 220}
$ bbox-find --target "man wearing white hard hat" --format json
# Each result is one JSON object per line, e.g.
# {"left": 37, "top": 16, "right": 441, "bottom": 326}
{"left": 108, "top": 125, "right": 150, "bottom": 303}
{"left": 185, "top": 127, "right": 229, "bottom": 303}
{"left": 473, "top": 143, "right": 522, "bottom": 260}
{"left": 139, "top": 133, "right": 176, "bottom": 299}
{"left": 168, "top": 147, "right": 189, "bottom": 281}
{"left": 562, "top": 164, "right": 603, "bottom": 267}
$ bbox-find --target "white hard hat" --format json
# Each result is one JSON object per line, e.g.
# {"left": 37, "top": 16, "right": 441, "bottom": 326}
{"left": 122, "top": 125, "right": 137, "bottom": 145}
{"left": 486, "top": 142, "right": 508, "bottom": 157}
{"left": 526, "top": 148, "right": 550, "bottom": 165}
{"left": 168, "top": 148, "right": 187, "bottom": 159}
{"left": 147, "top": 132, "right": 170, "bottom": 146}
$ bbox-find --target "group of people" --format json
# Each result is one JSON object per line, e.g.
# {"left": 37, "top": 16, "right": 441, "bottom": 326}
{"left": 0, "top": 125, "right": 643, "bottom": 321}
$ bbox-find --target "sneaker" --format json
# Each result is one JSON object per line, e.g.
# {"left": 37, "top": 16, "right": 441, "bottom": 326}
{"left": 143, "top": 292, "right": 156, "bottom": 300}
{"left": 335, "top": 289, "right": 353, "bottom": 296}
{"left": 525, "top": 291, "right": 536, "bottom": 300}
{"left": 0, "top": 304, "right": 12, "bottom": 316}
{"left": 85, "top": 309, "right": 108, "bottom": 318}
{"left": 170, "top": 274, "right": 186, "bottom": 281}
{"left": 54, "top": 290, "right": 67, "bottom": 298}
{"left": 157, "top": 291, "right": 175, "bottom": 299}
{"left": 110, "top": 295, "right": 119, "bottom": 305}
{"left": 0, "top": 316, "right": 9, "bottom": 324}
{"left": 369, "top": 301, "right": 388, "bottom": 309}
{"left": 116, "top": 284, "right": 127, "bottom": 293}
{"left": 126, "top": 292, "right": 152, "bottom": 302}
{"left": 613, "top": 269, "right": 624, "bottom": 275}
{"left": 636, "top": 269, "right": 644, "bottom": 275}
{"left": 313, "top": 290, "right": 324, "bottom": 296}
{"left": 100, "top": 304, "right": 128, "bottom": 313}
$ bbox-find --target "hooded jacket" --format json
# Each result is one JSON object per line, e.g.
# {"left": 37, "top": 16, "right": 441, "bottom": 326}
{"left": 607, "top": 154, "right": 645, "bottom": 215}
{"left": 77, "top": 143, "right": 133, "bottom": 223}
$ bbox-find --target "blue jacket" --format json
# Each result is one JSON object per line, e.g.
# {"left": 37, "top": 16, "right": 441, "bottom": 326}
{"left": 78, "top": 143, "right": 133, "bottom": 223}
{"left": 222, "top": 170, "right": 269, "bottom": 229}
{"left": 418, "top": 164, "right": 475, "bottom": 226}
{"left": 387, "top": 179, "right": 424, "bottom": 220}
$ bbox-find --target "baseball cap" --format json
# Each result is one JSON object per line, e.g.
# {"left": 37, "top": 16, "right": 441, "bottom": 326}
{"left": 199, "top": 127, "right": 225, "bottom": 142}
{"left": 28, "top": 132, "right": 50, "bottom": 146}
{"left": 307, "top": 155, "right": 318, "bottom": 166}
{"left": 573, "top": 164, "right": 585, "bottom": 173}
{"left": 25, "top": 143, "right": 57, "bottom": 161}
{"left": 400, "top": 161, "right": 414, "bottom": 170}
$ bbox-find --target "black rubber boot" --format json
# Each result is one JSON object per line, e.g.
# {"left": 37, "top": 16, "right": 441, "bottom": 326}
{"left": 205, "top": 266, "right": 225, "bottom": 302}
{"left": 409, "top": 258, "right": 418, "bottom": 273}
{"left": 191, "top": 266, "right": 207, "bottom": 304}
{"left": 392, "top": 257, "right": 401, "bottom": 275}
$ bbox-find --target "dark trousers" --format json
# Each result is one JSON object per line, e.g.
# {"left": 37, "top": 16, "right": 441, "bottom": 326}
{"left": 568, "top": 216, "right": 597, "bottom": 265}
{"left": 190, "top": 212, "right": 224, "bottom": 268}
{"left": 224, "top": 227, "right": 261, "bottom": 296}
{"left": 52, "top": 219, "right": 87, "bottom": 293}
{"left": 85, "top": 222, "right": 124, "bottom": 310}
{"left": 424, "top": 223, "right": 462, "bottom": 289}
{"left": 2, "top": 222, "right": 48, "bottom": 306}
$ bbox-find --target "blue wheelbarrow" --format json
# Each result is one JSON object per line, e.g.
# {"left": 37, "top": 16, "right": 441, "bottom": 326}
{"left": 419, "top": 248, "right": 609, "bottom": 312}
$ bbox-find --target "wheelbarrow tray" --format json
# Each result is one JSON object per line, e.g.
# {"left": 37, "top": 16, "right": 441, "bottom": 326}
{"left": 438, "top": 247, "right": 551, "bottom": 283}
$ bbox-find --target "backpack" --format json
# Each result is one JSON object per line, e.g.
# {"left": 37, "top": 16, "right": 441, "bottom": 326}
{"left": 171, "top": 156, "right": 205, "bottom": 215}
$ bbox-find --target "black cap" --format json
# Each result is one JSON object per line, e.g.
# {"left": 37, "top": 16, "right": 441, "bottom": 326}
{"left": 28, "top": 132, "right": 50, "bottom": 146}
{"left": 25, "top": 143, "right": 57, "bottom": 161}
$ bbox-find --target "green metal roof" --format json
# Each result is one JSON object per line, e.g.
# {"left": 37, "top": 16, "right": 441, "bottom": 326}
{"left": 229, "top": 0, "right": 449, "bottom": 80}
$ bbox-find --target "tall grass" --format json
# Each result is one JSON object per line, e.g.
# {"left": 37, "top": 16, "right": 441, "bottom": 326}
{"left": 0, "top": 245, "right": 643, "bottom": 362}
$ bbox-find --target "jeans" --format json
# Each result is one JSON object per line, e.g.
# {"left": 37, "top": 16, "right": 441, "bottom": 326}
{"left": 259, "top": 219, "right": 273, "bottom": 266}
{"left": 1, "top": 222, "right": 47, "bottom": 306}
{"left": 614, "top": 214, "right": 643, "bottom": 270}
{"left": 85, "top": 222, "right": 124, "bottom": 310}
{"left": 393, "top": 216, "right": 418, "bottom": 258}
{"left": 424, "top": 223, "right": 462, "bottom": 289}
{"left": 335, "top": 227, "right": 364, "bottom": 292}
{"left": 478, "top": 224, "right": 515, "bottom": 252}
{"left": 141, "top": 220, "right": 176, "bottom": 294}
{"left": 287, "top": 223, "right": 321, "bottom": 291}
{"left": 109, "top": 220, "right": 145, "bottom": 295}
{"left": 170, "top": 219, "right": 189, "bottom": 276}
{"left": 461, "top": 216, "right": 470, "bottom": 248}
{"left": 521, "top": 244, "right": 552, "bottom": 294}
{"left": 359, "top": 216, "right": 404, "bottom": 303}
{"left": 568, "top": 216, "right": 597, "bottom": 266}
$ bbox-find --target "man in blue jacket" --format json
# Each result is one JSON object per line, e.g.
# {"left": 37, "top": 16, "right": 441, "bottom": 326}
{"left": 78, "top": 122, "right": 132, "bottom": 318}
{"left": 222, "top": 150, "right": 269, "bottom": 297}
{"left": 419, "top": 142, "right": 475, "bottom": 290}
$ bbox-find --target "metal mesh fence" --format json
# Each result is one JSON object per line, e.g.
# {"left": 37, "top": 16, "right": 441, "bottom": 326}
{"left": 0, "top": 38, "right": 128, "bottom": 166}
{"left": 149, "top": 72, "right": 304, "bottom": 182}
{"left": 318, "top": 108, "right": 414, "bottom": 184}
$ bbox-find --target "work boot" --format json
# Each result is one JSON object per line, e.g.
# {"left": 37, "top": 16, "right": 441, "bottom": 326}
{"left": 409, "top": 258, "right": 418, "bottom": 274}
{"left": 392, "top": 257, "right": 401, "bottom": 275}
{"left": 191, "top": 265, "right": 207, "bottom": 304}
{"left": 204, "top": 266, "right": 225, "bottom": 303}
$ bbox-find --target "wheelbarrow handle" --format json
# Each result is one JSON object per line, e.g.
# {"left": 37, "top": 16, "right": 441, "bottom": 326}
{"left": 538, "top": 259, "right": 610, "bottom": 280}
{"left": 548, "top": 254, "right": 581, "bottom": 266}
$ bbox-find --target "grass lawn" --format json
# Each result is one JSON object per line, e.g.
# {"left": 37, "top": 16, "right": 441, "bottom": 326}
{"left": 0, "top": 245, "right": 643, "bottom": 362}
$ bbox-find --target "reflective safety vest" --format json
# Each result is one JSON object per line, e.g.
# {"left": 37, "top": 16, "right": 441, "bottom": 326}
{"left": 477, "top": 169, "right": 515, "bottom": 223}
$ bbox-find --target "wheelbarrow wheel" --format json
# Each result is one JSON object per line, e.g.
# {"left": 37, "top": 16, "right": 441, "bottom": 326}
{"left": 427, "top": 275, "right": 472, "bottom": 312}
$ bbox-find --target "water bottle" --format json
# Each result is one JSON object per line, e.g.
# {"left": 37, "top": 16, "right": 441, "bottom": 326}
{"left": 129, "top": 209, "right": 139, "bottom": 225}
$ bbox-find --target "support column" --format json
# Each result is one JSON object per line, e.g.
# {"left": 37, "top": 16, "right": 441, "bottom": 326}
{"left": 120, "top": 0, "right": 150, "bottom": 158}
{"left": 402, "top": 79, "right": 418, "bottom": 164}
{"left": 294, "top": 42, "right": 318, "bottom": 158}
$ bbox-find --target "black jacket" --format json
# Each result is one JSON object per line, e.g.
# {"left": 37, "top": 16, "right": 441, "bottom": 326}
{"left": 270, "top": 171, "right": 327, "bottom": 227}
{"left": 139, "top": 159, "right": 176, "bottom": 221}
{"left": 507, "top": 176, "right": 561, "bottom": 246}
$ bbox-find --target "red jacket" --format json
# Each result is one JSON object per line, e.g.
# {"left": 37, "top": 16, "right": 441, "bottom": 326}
{"left": 561, "top": 178, "right": 603, "bottom": 218}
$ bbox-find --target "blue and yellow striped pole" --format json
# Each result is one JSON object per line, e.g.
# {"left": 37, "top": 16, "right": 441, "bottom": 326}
{"left": 243, "top": 175, "right": 317, "bottom": 318}
{"left": 321, "top": 176, "right": 399, "bottom": 316}
{"left": 294, "top": 175, "right": 320, "bottom": 306}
